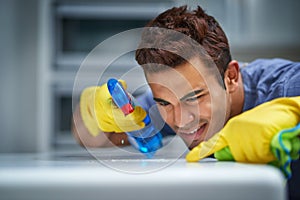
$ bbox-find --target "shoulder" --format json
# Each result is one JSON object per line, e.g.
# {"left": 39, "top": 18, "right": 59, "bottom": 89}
{"left": 241, "top": 58, "right": 300, "bottom": 111}
{"left": 241, "top": 58, "right": 298, "bottom": 75}
{"left": 241, "top": 58, "right": 300, "bottom": 83}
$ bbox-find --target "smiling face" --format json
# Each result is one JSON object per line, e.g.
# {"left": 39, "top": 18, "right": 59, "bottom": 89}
{"left": 146, "top": 57, "right": 229, "bottom": 149}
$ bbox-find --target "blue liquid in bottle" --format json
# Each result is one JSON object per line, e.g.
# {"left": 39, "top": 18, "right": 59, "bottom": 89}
{"left": 107, "top": 78, "right": 163, "bottom": 157}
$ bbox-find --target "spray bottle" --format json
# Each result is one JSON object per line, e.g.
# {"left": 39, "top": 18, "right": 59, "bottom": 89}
{"left": 107, "top": 78, "right": 163, "bottom": 157}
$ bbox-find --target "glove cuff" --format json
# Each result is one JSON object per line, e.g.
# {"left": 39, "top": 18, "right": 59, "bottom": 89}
{"left": 270, "top": 123, "right": 300, "bottom": 179}
{"left": 214, "top": 147, "right": 235, "bottom": 161}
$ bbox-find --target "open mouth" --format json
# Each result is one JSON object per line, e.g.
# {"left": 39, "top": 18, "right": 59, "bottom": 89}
{"left": 178, "top": 123, "right": 208, "bottom": 146}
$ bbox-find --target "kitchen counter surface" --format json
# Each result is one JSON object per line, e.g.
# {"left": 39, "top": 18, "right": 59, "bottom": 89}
{"left": 0, "top": 136, "right": 287, "bottom": 200}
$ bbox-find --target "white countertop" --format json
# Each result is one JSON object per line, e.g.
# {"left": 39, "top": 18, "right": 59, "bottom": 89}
{"left": 0, "top": 136, "right": 287, "bottom": 200}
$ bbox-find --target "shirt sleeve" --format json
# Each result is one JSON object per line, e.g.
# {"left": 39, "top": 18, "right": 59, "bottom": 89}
{"left": 241, "top": 58, "right": 300, "bottom": 111}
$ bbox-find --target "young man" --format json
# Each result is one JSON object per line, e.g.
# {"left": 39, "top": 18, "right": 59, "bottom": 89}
{"left": 72, "top": 6, "right": 300, "bottom": 199}
{"left": 72, "top": 5, "right": 300, "bottom": 149}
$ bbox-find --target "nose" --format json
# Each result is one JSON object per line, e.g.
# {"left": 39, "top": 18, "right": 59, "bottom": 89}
{"left": 173, "top": 103, "right": 195, "bottom": 129}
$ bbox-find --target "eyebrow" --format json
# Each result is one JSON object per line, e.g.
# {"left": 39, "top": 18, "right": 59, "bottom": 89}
{"left": 153, "top": 89, "right": 204, "bottom": 104}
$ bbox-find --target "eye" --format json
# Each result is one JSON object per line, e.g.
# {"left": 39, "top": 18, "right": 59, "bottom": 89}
{"left": 185, "top": 94, "right": 204, "bottom": 102}
{"left": 153, "top": 98, "right": 171, "bottom": 107}
{"left": 155, "top": 100, "right": 173, "bottom": 112}
{"left": 157, "top": 101, "right": 170, "bottom": 106}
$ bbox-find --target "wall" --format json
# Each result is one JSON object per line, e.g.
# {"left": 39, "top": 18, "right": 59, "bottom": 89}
{"left": 179, "top": 0, "right": 300, "bottom": 62}
{"left": 0, "top": 0, "right": 38, "bottom": 152}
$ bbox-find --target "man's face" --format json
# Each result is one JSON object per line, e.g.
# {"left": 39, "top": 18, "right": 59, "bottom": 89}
{"left": 146, "top": 57, "right": 228, "bottom": 149}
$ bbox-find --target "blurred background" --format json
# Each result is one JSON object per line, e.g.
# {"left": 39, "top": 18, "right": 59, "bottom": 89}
{"left": 1, "top": 0, "right": 300, "bottom": 153}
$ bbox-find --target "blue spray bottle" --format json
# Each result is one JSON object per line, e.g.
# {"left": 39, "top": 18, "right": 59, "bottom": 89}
{"left": 107, "top": 78, "right": 163, "bottom": 157}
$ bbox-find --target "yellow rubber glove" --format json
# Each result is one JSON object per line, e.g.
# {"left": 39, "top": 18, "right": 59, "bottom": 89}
{"left": 186, "top": 97, "right": 300, "bottom": 168}
{"left": 80, "top": 80, "right": 147, "bottom": 136}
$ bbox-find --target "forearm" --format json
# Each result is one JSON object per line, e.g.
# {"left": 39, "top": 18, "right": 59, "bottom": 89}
{"left": 71, "top": 104, "right": 130, "bottom": 147}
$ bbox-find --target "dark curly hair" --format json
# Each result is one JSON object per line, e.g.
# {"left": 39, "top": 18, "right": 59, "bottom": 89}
{"left": 135, "top": 5, "right": 232, "bottom": 80}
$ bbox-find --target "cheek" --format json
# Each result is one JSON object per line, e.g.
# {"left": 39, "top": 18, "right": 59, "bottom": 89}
{"left": 157, "top": 106, "right": 168, "bottom": 122}
{"left": 198, "top": 101, "right": 212, "bottom": 118}
{"left": 157, "top": 106, "right": 174, "bottom": 126}
{"left": 194, "top": 96, "right": 212, "bottom": 119}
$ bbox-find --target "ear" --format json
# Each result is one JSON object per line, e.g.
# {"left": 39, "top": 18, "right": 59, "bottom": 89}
{"left": 224, "top": 60, "right": 240, "bottom": 93}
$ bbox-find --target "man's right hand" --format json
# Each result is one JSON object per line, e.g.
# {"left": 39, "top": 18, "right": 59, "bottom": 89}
{"left": 80, "top": 80, "right": 147, "bottom": 136}
{"left": 72, "top": 104, "right": 130, "bottom": 148}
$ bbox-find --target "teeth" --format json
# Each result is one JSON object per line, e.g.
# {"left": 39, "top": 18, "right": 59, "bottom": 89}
{"left": 185, "top": 128, "right": 199, "bottom": 135}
